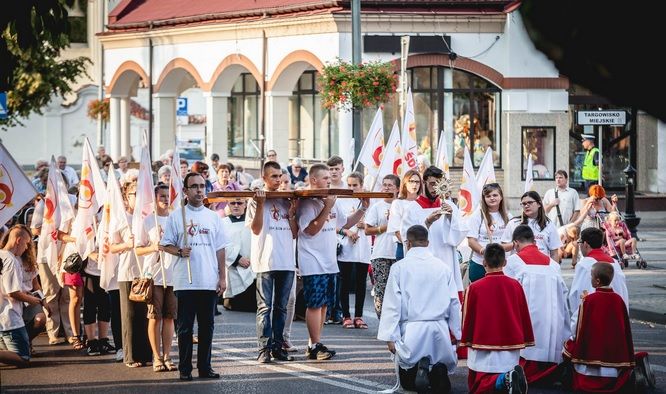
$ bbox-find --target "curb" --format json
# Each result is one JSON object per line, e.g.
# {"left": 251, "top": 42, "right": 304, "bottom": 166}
{"left": 630, "top": 308, "right": 666, "bottom": 325}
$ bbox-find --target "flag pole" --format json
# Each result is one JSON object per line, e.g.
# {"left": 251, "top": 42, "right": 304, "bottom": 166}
{"left": 181, "top": 198, "right": 192, "bottom": 284}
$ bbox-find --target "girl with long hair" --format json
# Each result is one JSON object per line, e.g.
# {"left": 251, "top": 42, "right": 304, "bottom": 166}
{"left": 386, "top": 169, "right": 423, "bottom": 260}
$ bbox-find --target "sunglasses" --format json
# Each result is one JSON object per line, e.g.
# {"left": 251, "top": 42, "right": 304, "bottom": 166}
{"left": 229, "top": 201, "right": 244, "bottom": 206}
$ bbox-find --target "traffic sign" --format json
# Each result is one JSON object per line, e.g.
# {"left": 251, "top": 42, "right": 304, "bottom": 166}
{"left": 0, "top": 92, "right": 7, "bottom": 120}
{"left": 176, "top": 97, "right": 188, "bottom": 116}
{"left": 577, "top": 110, "right": 626, "bottom": 126}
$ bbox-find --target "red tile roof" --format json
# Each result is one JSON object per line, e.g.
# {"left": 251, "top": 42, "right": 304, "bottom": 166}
{"left": 108, "top": 0, "right": 515, "bottom": 31}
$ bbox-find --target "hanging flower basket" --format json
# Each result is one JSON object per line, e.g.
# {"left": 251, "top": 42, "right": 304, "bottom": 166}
{"left": 87, "top": 98, "right": 110, "bottom": 123}
{"left": 318, "top": 58, "right": 397, "bottom": 112}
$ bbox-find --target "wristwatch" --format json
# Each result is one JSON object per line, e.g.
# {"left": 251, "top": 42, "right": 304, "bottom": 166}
{"left": 177, "top": 248, "right": 183, "bottom": 257}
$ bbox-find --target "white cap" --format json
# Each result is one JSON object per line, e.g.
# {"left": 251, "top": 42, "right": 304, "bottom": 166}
{"left": 581, "top": 134, "right": 596, "bottom": 140}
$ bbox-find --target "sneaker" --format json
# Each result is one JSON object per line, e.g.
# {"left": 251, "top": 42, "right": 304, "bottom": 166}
{"left": 98, "top": 338, "right": 117, "bottom": 354}
{"left": 271, "top": 348, "right": 294, "bottom": 361}
{"left": 506, "top": 365, "right": 527, "bottom": 394}
{"left": 115, "top": 348, "right": 124, "bottom": 362}
{"left": 283, "top": 341, "right": 299, "bottom": 353}
{"left": 414, "top": 356, "right": 431, "bottom": 392}
{"left": 86, "top": 339, "right": 101, "bottom": 356}
{"left": 306, "top": 343, "right": 334, "bottom": 360}
{"left": 257, "top": 348, "right": 271, "bottom": 363}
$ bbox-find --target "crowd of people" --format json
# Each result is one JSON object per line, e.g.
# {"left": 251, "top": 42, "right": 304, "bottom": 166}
{"left": 0, "top": 145, "right": 653, "bottom": 392}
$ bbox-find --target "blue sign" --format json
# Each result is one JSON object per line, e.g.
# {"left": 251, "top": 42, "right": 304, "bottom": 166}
{"left": 0, "top": 92, "right": 7, "bottom": 120}
{"left": 176, "top": 97, "right": 188, "bottom": 117}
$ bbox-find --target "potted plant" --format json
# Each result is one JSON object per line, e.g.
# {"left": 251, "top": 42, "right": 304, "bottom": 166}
{"left": 318, "top": 58, "right": 397, "bottom": 111}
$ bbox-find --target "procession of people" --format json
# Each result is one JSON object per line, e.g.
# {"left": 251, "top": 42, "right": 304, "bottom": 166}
{"left": 0, "top": 132, "right": 655, "bottom": 393}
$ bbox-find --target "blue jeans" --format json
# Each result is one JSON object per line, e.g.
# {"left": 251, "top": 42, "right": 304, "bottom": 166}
{"left": 175, "top": 290, "right": 217, "bottom": 375}
{"left": 0, "top": 326, "right": 31, "bottom": 361}
{"left": 256, "top": 271, "right": 294, "bottom": 351}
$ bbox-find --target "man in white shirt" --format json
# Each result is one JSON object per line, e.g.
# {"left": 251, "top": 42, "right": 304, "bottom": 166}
{"left": 543, "top": 170, "right": 580, "bottom": 228}
{"left": 0, "top": 226, "right": 46, "bottom": 367}
{"left": 57, "top": 155, "right": 79, "bottom": 187}
{"left": 327, "top": 155, "right": 346, "bottom": 189}
{"left": 365, "top": 174, "right": 400, "bottom": 318}
{"left": 297, "top": 164, "right": 367, "bottom": 360}
{"left": 378, "top": 225, "right": 461, "bottom": 393}
{"left": 161, "top": 173, "right": 227, "bottom": 381}
{"left": 504, "top": 225, "right": 571, "bottom": 386}
{"left": 247, "top": 161, "right": 298, "bottom": 363}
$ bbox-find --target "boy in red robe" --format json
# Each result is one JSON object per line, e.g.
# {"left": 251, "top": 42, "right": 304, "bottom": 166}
{"left": 563, "top": 262, "right": 655, "bottom": 392}
{"left": 461, "top": 243, "right": 534, "bottom": 393}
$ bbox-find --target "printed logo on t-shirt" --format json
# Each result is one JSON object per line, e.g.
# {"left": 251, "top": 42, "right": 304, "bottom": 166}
{"left": 328, "top": 211, "right": 337, "bottom": 221}
{"left": 270, "top": 203, "right": 289, "bottom": 221}
{"left": 187, "top": 222, "right": 210, "bottom": 237}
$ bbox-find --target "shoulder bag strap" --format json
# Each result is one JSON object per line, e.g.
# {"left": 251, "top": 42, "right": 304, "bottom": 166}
{"left": 554, "top": 189, "right": 564, "bottom": 227}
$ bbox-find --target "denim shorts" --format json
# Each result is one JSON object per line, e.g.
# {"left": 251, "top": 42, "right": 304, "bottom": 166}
{"left": 0, "top": 326, "right": 31, "bottom": 360}
{"left": 302, "top": 273, "right": 336, "bottom": 309}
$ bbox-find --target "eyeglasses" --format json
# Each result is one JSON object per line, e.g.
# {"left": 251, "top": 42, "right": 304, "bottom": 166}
{"left": 127, "top": 193, "right": 136, "bottom": 196}
{"left": 229, "top": 201, "right": 244, "bottom": 206}
{"left": 407, "top": 179, "right": 421, "bottom": 184}
{"left": 520, "top": 200, "right": 537, "bottom": 207}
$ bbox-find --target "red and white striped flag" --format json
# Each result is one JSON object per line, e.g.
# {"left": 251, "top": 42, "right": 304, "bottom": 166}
{"left": 38, "top": 156, "right": 75, "bottom": 274}
{"left": 401, "top": 88, "right": 418, "bottom": 173}
{"left": 374, "top": 121, "right": 402, "bottom": 191}
{"left": 0, "top": 142, "right": 38, "bottom": 226}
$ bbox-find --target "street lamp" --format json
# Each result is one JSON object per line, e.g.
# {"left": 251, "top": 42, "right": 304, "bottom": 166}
{"left": 623, "top": 164, "right": 641, "bottom": 238}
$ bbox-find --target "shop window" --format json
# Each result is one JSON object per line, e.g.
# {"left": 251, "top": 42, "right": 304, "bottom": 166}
{"left": 521, "top": 126, "right": 556, "bottom": 180}
{"left": 228, "top": 73, "right": 260, "bottom": 158}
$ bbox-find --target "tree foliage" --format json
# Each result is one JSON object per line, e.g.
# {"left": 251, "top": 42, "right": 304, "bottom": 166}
{"left": 1, "top": 0, "right": 90, "bottom": 129}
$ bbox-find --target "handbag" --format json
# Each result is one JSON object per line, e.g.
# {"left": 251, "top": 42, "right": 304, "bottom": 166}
{"left": 63, "top": 253, "right": 87, "bottom": 274}
{"left": 129, "top": 277, "right": 154, "bottom": 303}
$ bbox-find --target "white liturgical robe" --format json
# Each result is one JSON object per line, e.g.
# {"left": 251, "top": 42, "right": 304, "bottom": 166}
{"left": 427, "top": 199, "right": 468, "bottom": 293}
{"left": 568, "top": 255, "right": 628, "bottom": 318}
{"left": 377, "top": 247, "right": 461, "bottom": 372}
{"left": 222, "top": 216, "right": 254, "bottom": 298}
{"left": 505, "top": 253, "right": 571, "bottom": 364}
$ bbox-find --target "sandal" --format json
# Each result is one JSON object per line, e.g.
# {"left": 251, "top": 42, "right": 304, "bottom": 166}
{"left": 354, "top": 318, "right": 368, "bottom": 329}
{"left": 342, "top": 317, "right": 354, "bottom": 329}
{"left": 70, "top": 337, "right": 85, "bottom": 350}
{"left": 126, "top": 362, "right": 145, "bottom": 368}
{"left": 153, "top": 357, "right": 166, "bottom": 372}
{"left": 163, "top": 358, "right": 178, "bottom": 371}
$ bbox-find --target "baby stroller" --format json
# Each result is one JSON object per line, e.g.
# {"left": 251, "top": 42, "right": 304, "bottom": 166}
{"left": 600, "top": 211, "right": 647, "bottom": 269}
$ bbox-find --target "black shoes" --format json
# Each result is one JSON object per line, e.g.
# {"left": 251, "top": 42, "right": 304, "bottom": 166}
{"left": 258, "top": 348, "right": 271, "bottom": 363}
{"left": 179, "top": 373, "right": 193, "bottom": 381}
{"left": 306, "top": 343, "right": 335, "bottom": 360}
{"left": 271, "top": 348, "right": 295, "bottom": 361}
{"left": 86, "top": 339, "right": 101, "bottom": 356}
{"left": 199, "top": 369, "right": 220, "bottom": 379}
{"left": 98, "top": 338, "right": 116, "bottom": 354}
{"left": 506, "top": 365, "right": 528, "bottom": 394}
{"left": 414, "top": 356, "right": 431, "bottom": 392}
{"left": 429, "top": 363, "right": 451, "bottom": 393}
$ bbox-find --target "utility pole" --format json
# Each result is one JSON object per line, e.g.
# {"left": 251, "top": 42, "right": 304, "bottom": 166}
{"left": 351, "top": 0, "right": 362, "bottom": 163}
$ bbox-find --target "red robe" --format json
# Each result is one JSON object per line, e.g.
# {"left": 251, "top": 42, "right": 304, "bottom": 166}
{"left": 416, "top": 195, "right": 440, "bottom": 209}
{"left": 563, "top": 287, "right": 635, "bottom": 392}
{"left": 517, "top": 244, "right": 559, "bottom": 384}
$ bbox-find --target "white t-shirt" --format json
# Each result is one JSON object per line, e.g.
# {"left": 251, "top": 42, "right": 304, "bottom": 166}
{"left": 336, "top": 198, "right": 371, "bottom": 264}
{"left": 140, "top": 215, "right": 176, "bottom": 286}
{"left": 84, "top": 256, "right": 101, "bottom": 276}
{"left": 161, "top": 204, "right": 228, "bottom": 291}
{"left": 387, "top": 199, "right": 412, "bottom": 243}
{"left": 297, "top": 198, "right": 346, "bottom": 276}
{"left": 115, "top": 213, "right": 141, "bottom": 283}
{"left": 0, "top": 250, "right": 26, "bottom": 331}
{"left": 501, "top": 217, "right": 562, "bottom": 256}
{"left": 542, "top": 187, "right": 580, "bottom": 227}
{"left": 21, "top": 264, "right": 37, "bottom": 292}
{"left": 246, "top": 198, "right": 296, "bottom": 273}
{"left": 467, "top": 210, "right": 512, "bottom": 264}
{"left": 364, "top": 200, "right": 396, "bottom": 260}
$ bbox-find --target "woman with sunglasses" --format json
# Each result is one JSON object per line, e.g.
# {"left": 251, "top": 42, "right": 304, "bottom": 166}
{"left": 467, "top": 183, "right": 512, "bottom": 282}
{"left": 501, "top": 191, "right": 562, "bottom": 262}
{"left": 571, "top": 184, "right": 618, "bottom": 232}
{"left": 387, "top": 170, "right": 423, "bottom": 260}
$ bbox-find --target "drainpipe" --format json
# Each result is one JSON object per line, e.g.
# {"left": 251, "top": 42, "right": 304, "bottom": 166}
{"left": 351, "top": 0, "right": 362, "bottom": 165}
{"left": 148, "top": 35, "right": 154, "bottom": 155}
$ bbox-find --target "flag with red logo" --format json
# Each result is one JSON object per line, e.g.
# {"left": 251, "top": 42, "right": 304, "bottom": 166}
{"left": 169, "top": 142, "right": 183, "bottom": 209}
{"left": 37, "top": 156, "right": 75, "bottom": 274}
{"left": 356, "top": 108, "right": 384, "bottom": 190}
{"left": 0, "top": 142, "right": 38, "bottom": 227}
{"left": 71, "top": 138, "right": 107, "bottom": 259}
{"left": 434, "top": 130, "right": 451, "bottom": 179}
{"left": 475, "top": 147, "right": 497, "bottom": 195}
{"left": 98, "top": 161, "right": 128, "bottom": 290}
{"left": 458, "top": 148, "right": 478, "bottom": 217}
{"left": 374, "top": 121, "right": 402, "bottom": 191}
{"left": 524, "top": 153, "right": 534, "bottom": 193}
{"left": 131, "top": 135, "right": 156, "bottom": 244}
{"left": 401, "top": 88, "right": 418, "bottom": 173}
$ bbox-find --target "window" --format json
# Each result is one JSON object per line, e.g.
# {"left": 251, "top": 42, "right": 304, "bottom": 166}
{"left": 521, "top": 127, "right": 555, "bottom": 180}
{"left": 228, "top": 74, "right": 260, "bottom": 157}
{"left": 289, "top": 71, "right": 336, "bottom": 159}
{"left": 361, "top": 67, "right": 501, "bottom": 168}
{"left": 66, "top": 0, "right": 87, "bottom": 44}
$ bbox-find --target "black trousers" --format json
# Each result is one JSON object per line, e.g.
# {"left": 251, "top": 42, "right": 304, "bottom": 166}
{"left": 175, "top": 290, "right": 217, "bottom": 375}
{"left": 118, "top": 282, "right": 152, "bottom": 364}
{"left": 339, "top": 262, "right": 368, "bottom": 318}
{"left": 109, "top": 289, "right": 122, "bottom": 350}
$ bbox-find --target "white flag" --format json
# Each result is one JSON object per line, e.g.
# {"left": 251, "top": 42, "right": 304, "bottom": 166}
{"left": 38, "top": 156, "right": 75, "bottom": 274}
{"left": 475, "top": 147, "right": 497, "bottom": 193}
{"left": 356, "top": 108, "right": 384, "bottom": 188}
{"left": 71, "top": 138, "right": 107, "bottom": 259}
{"left": 0, "top": 142, "right": 38, "bottom": 226}
{"left": 131, "top": 139, "right": 156, "bottom": 242}
{"left": 524, "top": 154, "right": 534, "bottom": 193}
{"left": 401, "top": 88, "right": 418, "bottom": 173}
{"left": 374, "top": 121, "right": 403, "bottom": 191}
{"left": 434, "top": 130, "right": 450, "bottom": 179}
{"left": 458, "top": 148, "right": 478, "bottom": 217}
{"left": 169, "top": 143, "right": 183, "bottom": 210}
{"left": 98, "top": 161, "right": 128, "bottom": 290}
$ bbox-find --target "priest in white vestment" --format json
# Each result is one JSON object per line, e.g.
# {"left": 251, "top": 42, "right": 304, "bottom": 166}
{"left": 221, "top": 198, "right": 256, "bottom": 311}
{"left": 378, "top": 225, "right": 461, "bottom": 392}
{"left": 504, "top": 224, "right": 571, "bottom": 385}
